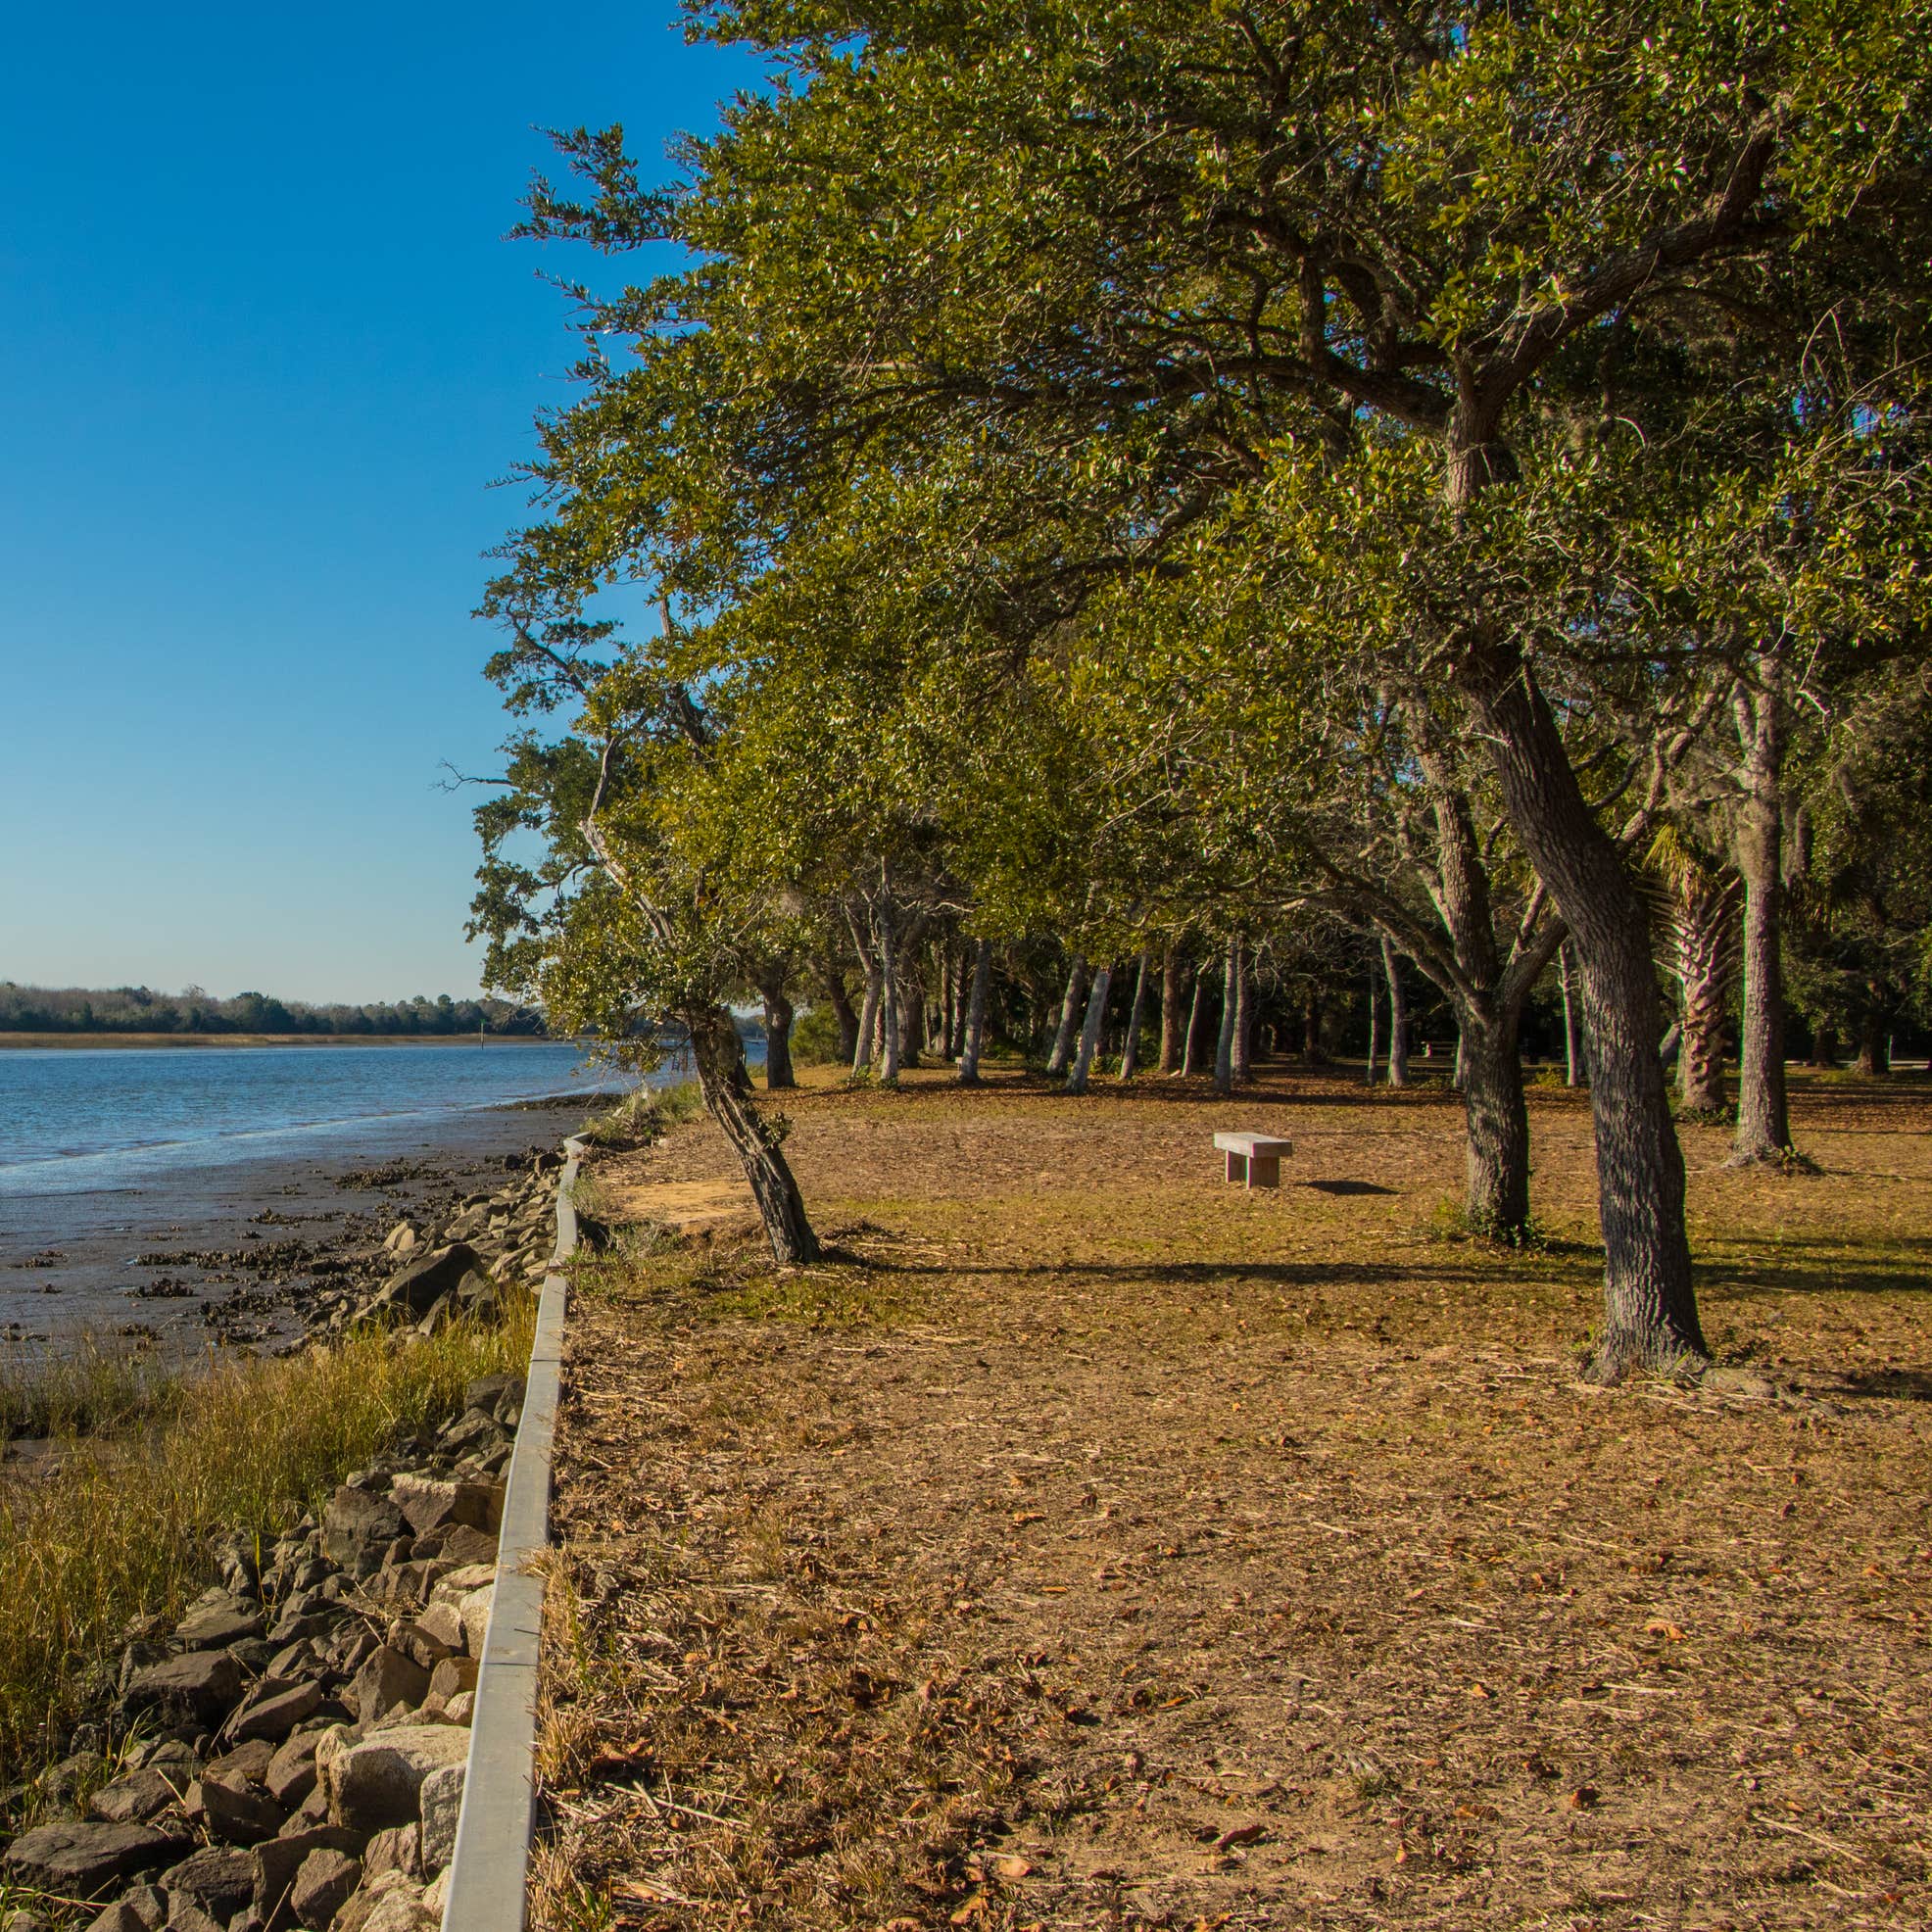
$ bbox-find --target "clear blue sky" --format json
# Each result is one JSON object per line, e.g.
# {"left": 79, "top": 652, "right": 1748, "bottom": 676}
{"left": 0, "top": 4, "right": 762, "bottom": 1003}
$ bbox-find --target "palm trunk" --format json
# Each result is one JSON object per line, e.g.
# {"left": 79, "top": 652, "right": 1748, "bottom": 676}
{"left": 1214, "top": 942, "right": 1239, "bottom": 1095}
{"left": 687, "top": 1006, "right": 818, "bottom": 1263}
{"left": 958, "top": 938, "right": 991, "bottom": 1086}
{"left": 1159, "top": 945, "right": 1185, "bottom": 1073}
{"left": 1066, "top": 964, "right": 1112, "bottom": 1093}
{"left": 1381, "top": 938, "right": 1409, "bottom": 1087}
{"left": 1732, "top": 674, "right": 1792, "bottom": 1161}
{"left": 1181, "top": 976, "right": 1205, "bottom": 1077}
{"left": 1674, "top": 871, "right": 1740, "bottom": 1114}
{"left": 1046, "top": 956, "right": 1087, "bottom": 1076}
{"left": 1463, "top": 654, "right": 1705, "bottom": 1379}
{"left": 1119, "top": 953, "right": 1150, "bottom": 1082}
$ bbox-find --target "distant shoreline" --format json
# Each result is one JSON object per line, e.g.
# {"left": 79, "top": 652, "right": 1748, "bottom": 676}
{"left": 0, "top": 1032, "right": 562, "bottom": 1051}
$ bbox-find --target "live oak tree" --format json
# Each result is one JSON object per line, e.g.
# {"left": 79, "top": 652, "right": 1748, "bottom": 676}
{"left": 503, "top": 0, "right": 1932, "bottom": 1377}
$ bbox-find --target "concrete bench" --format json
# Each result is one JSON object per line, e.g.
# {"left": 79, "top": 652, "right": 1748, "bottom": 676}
{"left": 1213, "top": 1131, "right": 1294, "bottom": 1188}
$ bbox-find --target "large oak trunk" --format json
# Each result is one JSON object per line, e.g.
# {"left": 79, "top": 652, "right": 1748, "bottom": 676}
{"left": 821, "top": 959, "right": 860, "bottom": 1065}
{"left": 1464, "top": 658, "right": 1707, "bottom": 1379}
{"left": 1119, "top": 953, "right": 1150, "bottom": 1082}
{"left": 688, "top": 1007, "right": 819, "bottom": 1263}
{"left": 1458, "top": 1006, "right": 1530, "bottom": 1236}
{"left": 1213, "top": 942, "right": 1239, "bottom": 1094}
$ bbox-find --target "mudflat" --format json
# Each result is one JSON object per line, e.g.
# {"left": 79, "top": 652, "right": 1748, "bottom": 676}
{"left": 531, "top": 1062, "right": 1932, "bottom": 1931}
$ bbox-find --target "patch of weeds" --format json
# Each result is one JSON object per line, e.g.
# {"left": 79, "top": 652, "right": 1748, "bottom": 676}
{"left": 1674, "top": 1103, "right": 1735, "bottom": 1127}
{"left": 1424, "top": 1198, "right": 1551, "bottom": 1252}
{"left": 700, "top": 1261, "right": 922, "bottom": 1328}
{"left": 581, "top": 1080, "right": 702, "bottom": 1151}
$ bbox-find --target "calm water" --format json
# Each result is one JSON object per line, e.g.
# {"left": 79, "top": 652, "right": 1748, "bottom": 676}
{"left": 0, "top": 1041, "right": 643, "bottom": 1331}
{"left": 0, "top": 1041, "right": 619, "bottom": 1199}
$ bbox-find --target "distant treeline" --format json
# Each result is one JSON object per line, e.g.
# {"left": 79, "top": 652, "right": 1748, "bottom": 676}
{"left": 0, "top": 983, "right": 549, "bottom": 1038}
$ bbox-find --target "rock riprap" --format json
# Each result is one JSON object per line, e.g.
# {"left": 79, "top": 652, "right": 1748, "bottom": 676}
{"left": 0, "top": 1373, "right": 526, "bottom": 1930}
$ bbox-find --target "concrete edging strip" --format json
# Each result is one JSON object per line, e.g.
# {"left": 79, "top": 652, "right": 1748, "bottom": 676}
{"left": 441, "top": 1132, "right": 587, "bottom": 1932}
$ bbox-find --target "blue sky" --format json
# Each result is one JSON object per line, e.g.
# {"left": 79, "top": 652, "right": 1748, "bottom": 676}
{"left": 0, "top": 4, "right": 762, "bottom": 1003}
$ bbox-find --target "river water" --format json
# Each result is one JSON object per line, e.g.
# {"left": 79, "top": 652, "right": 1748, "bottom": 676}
{"left": 0, "top": 1041, "right": 635, "bottom": 1339}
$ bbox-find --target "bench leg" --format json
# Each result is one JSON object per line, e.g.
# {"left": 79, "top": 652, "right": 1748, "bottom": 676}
{"left": 1225, "top": 1150, "right": 1246, "bottom": 1184}
{"left": 1247, "top": 1155, "right": 1280, "bottom": 1189}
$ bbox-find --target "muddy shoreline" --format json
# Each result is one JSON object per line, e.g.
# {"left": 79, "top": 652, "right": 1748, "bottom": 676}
{"left": 0, "top": 1090, "right": 619, "bottom": 1358}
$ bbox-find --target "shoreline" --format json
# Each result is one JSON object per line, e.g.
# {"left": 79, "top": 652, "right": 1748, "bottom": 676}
{"left": 0, "top": 1089, "right": 621, "bottom": 1357}
{"left": 0, "top": 1032, "right": 569, "bottom": 1051}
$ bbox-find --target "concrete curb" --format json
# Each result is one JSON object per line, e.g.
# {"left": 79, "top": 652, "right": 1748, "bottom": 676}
{"left": 440, "top": 1133, "right": 587, "bottom": 1932}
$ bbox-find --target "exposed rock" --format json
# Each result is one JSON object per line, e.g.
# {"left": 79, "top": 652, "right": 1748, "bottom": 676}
{"left": 416, "top": 1763, "right": 464, "bottom": 1874}
{"left": 250, "top": 1824, "right": 362, "bottom": 1925}
{"left": 87, "top": 1767, "right": 180, "bottom": 1823}
{"left": 349, "top": 1645, "right": 430, "bottom": 1727}
{"left": 80, "top": 1895, "right": 162, "bottom": 1932}
{"left": 362, "top": 1824, "right": 420, "bottom": 1881}
{"left": 325, "top": 1726, "right": 469, "bottom": 1833}
{"left": 185, "top": 1775, "right": 284, "bottom": 1845}
{"left": 229, "top": 1677, "right": 324, "bottom": 1742}
{"left": 264, "top": 1731, "right": 323, "bottom": 1807}
{"left": 375, "top": 1243, "right": 485, "bottom": 1320}
{"left": 320, "top": 1489, "right": 407, "bottom": 1567}
{"left": 457, "top": 1585, "right": 494, "bottom": 1657}
{"left": 174, "top": 1588, "right": 266, "bottom": 1650}
{"left": 388, "top": 1473, "right": 500, "bottom": 1539}
{"left": 413, "top": 1600, "right": 464, "bottom": 1655}
{"left": 289, "top": 1845, "right": 362, "bottom": 1929}
{"left": 442, "top": 1690, "right": 474, "bottom": 1724}
{"left": 122, "top": 1646, "right": 242, "bottom": 1723}
{"left": 1, "top": 1818, "right": 188, "bottom": 1896}
{"left": 358, "top": 1882, "right": 438, "bottom": 1932}
{"left": 205, "top": 1738, "right": 277, "bottom": 1786}
{"left": 425, "top": 1655, "right": 477, "bottom": 1703}
{"left": 158, "top": 1843, "right": 256, "bottom": 1920}
{"left": 160, "top": 1904, "right": 223, "bottom": 1932}
{"left": 381, "top": 1224, "right": 417, "bottom": 1256}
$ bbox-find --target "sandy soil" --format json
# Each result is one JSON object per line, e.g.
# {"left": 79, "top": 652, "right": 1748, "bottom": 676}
{"left": 533, "top": 1064, "right": 1932, "bottom": 1931}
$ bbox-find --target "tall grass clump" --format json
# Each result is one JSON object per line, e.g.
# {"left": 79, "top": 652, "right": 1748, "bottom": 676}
{"left": 581, "top": 1078, "right": 702, "bottom": 1150}
{"left": 0, "top": 1334, "right": 179, "bottom": 1442}
{"left": 0, "top": 1303, "right": 534, "bottom": 1777}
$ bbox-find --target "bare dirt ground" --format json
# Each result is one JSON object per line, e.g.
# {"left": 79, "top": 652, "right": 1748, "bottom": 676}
{"left": 531, "top": 1064, "right": 1932, "bottom": 1932}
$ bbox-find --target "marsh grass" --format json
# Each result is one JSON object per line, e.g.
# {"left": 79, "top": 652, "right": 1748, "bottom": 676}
{"left": 0, "top": 1334, "right": 179, "bottom": 1443}
{"left": 581, "top": 1080, "right": 702, "bottom": 1152}
{"left": 0, "top": 1303, "right": 534, "bottom": 1782}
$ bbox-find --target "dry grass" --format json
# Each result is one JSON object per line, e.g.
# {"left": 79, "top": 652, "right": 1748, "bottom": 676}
{"left": 531, "top": 1065, "right": 1932, "bottom": 1931}
{"left": 0, "top": 1303, "right": 536, "bottom": 1785}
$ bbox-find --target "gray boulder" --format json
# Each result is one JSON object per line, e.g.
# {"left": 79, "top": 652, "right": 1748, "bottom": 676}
{"left": 349, "top": 1645, "right": 429, "bottom": 1728}
{"left": 326, "top": 1726, "right": 469, "bottom": 1833}
{"left": 87, "top": 1767, "right": 180, "bottom": 1823}
{"left": 159, "top": 1843, "right": 256, "bottom": 1919}
{"left": 320, "top": 1489, "right": 407, "bottom": 1568}
{"left": 416, "top": 1762, "right": 464, "bottom": 1874}
{"left": 376, "top": 1243, "right": 484, "bottom": 1319}
{"left": 229, "top": 1677, "right": 323, "bottom": 1743}
{"left": 1, "top": 1818, "right": 188, "bottom": 1896}
{"left": 174, "top": 1588, "right": 266, "bottom": 1650}
{"left": 290, "top": 1847, "right": 362, "bottom": 1929}
{"left": 123, "top": 1647, "right": 242, "bottom": 1723}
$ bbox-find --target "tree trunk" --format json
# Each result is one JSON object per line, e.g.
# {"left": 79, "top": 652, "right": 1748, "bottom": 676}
{"left": 878, "top": 917, "right": 903, "bottom": 1085}
{"left": 1159, "top": 945, "right": 1185, "bottom": 1073}
{"left": 958, "top": 938, "right": 991, "bottom": 1086}
{"left": 1300, "top": 989, "right": 1327, "bottom": 1066}
{"left": 852, "top": 963, "right": 882, "bottom": 1077}
{"left": 687, "top": 1006, "right": 818, "bottom": 1263}
{"left": 1809, "top": 1023, "right": 1840, "bottom": 1068}
{"left": 1214, "top": 942, "right": 1239, "bottom": 1095}
{"left": 1067, "top": 964, "right": 1112, "bottom": 1093}
{"left": 1731, "top": 674, "right": 1792, "bottom": 1161}
{"left": 760, "top": 982, "right": 797, "bottom": 1090}
{"left": 941, "top": 948, "right": 957, "bottom": 1061}
{"left": 900, "top": 962, "right": 926, "bottom": 1065}
{"left": 1120, "top": 953, "right": 1150, "bottom": 1082}
{"left": 1674, "top": 870, "right": 1740, "bottom": 1114}
{"left": 1462, "top": 655, "right": 1706, "bottom": 1379}
{"left": 1046, "top": 956, "right": 1087, "bottom": 1076}
{"left": 1181, "top": 976, "right": 1205, "bottom": 1077}
{"left": 1560, "top": 943, "right": 1582, "bottom": 1087}
{"left": 1365, "top": 957, "right": 1379, "bottom": 1086}
{"left": 822, "top": 959, "right": 860, "bottom": 1065}
{"left": 1458, "top": 1005, "right": 1531, "bottom": 1237}
{"left": 1857, "top": 1007, "right": 1891, "bottom": 1078}
{"left": 1381, "top": 938, "right": 1409, "bottom": 1087}
{"left": 1232, "top": 950, "right": 1254, "bottom": 1083}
